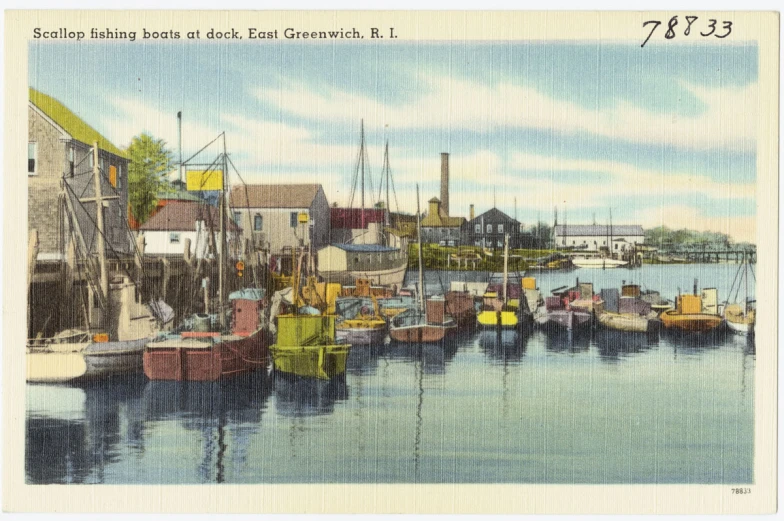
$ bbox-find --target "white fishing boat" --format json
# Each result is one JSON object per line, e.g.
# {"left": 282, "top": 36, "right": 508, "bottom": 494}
{"left": 571, "top": 256, "right": 628, "bottom": 269}
{"left": 317, "top": 122, "right": 408, "bottom": 288}
{"left": 723, "top": 257, "right": 755, "bottom": 335}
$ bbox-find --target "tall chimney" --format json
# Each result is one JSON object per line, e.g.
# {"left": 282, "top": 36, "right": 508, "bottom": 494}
{"left": 440, "top": 152, "right": 449, "bottom": 217}
{"left": 469, "top": 204, "right": 475, "bottom": 221}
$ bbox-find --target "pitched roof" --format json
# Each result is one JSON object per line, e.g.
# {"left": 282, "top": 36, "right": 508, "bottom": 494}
{"left": 229, "top": 184, "right": 322, "bottom": 209}
{"left": 421, "top": 214, "right": 465, "bottom": 228}
{"left": 555, "top": 224, "right": 644, "bottom": 236}
{"left": 466, "top": 207, "right": 520, "bottom": 226}
{"left": 139, "top": 201, "right": 240, "bottom": 232}
{"left": 29, "top": 88, "right": 127, "bottom": 158}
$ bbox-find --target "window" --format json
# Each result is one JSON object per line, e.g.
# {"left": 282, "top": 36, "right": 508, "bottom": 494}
{"left": 117, "top": 164, "right": 123, "bottom": 189}
{"left": 28, "top": 142, "right": 37, "bottom": 175}
{"left": 88, "top": 151, "right": 94, "bottom": 168}
{"left": 100, "top": 157, "right": 106, "bottom": 174}
{"left": 254, "top": 214, "right": 262, "bottom": 231}
{"left": 169, "top": 232, "right": 181, "bottom": 244}
{"left": 615, "top": 243, "right": 618, "bottom": 250}
{"left": 474, "top": 224, "right": 481, "bottom": 233}
{"left": 475, "top": 240, "right": 481, "bottom": 246}
{"left": 290, "top": 212, "right": 298, "bottom": 227}
{"left": 498, "top": 224, "right": 504, "bottom": 233}
{"left": 109, "top": 165, "right": 117, "bottom": 188}
{"left": 68, "top": 147, "right": 74, "bottom": 177}
{"left": 497, "top": 240, "right": 503, "bottom": 248}
{"left": 486, "top": 224, "right": 492, "bottom": 234}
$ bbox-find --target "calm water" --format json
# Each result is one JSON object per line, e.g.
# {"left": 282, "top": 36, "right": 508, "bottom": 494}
{"left": 26, "top": 264, "right": 755, "bottom": 484}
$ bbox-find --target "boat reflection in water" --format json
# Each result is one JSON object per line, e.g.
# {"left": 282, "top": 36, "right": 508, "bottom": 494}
{"left": 383, "top": 342, "right": 458, "bottom": 375}
{"left": 593, "top": 329, "right": 658, "bottom": 363}
{"left": 477, "top": 328, "right": 529, "bottom": 364}
{"left": 272, "top": 373, "right": 349, "bottom": 417}
{"left": 142, "top": 371, "right": 273, "bottom": 483}
{"left": 345, "top": 343, "right": 384, "bottom": 376}
{"left": 542, "top": 325, "right": 592, "bottom": 354}
{"left": 26, "top": 375, "right": 146, "bottom": 484}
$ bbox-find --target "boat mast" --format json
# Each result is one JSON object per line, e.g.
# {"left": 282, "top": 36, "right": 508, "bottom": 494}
{"left": 218, "top": 133, "right": 228, "bottom": 328}
{"left": 503, "top": 233, "right": 509, "bottom": 304}
{"left": 384, "top": 140, "right": 391, "bottom": 227}
{"left": 416, "top": 185, "right": 425, "bottom": 314}
{"left": 360, "top": 119, "right": 366, "bottom": 231}
{"left": 92, "top": 142, "right": 109, "bottom": 323}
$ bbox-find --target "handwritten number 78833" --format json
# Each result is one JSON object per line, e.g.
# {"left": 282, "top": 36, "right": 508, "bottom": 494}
{"left": 641, "top": 16, "right": 732, "bottom": 47}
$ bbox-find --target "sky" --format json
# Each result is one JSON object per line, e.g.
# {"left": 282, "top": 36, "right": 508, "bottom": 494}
{"left": 29, "top": 40, "right": 758, "bottom": 243}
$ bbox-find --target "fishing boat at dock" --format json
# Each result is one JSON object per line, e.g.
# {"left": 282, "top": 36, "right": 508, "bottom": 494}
{"left": 334, "top": 296, "right": 387, "bottom": 345}
{"left": 660, "top": 282, "right": 723, "bottom": 333}
{"left": 317, "top": 122, "right": 408, "bottom": 288}
{"left": 597, "top": 284, "right": 661, "bottom": 333}
{"left": 723, "top": 258, "right": 755, "bottom": 335}
{"left": 477, "top": 234, "right": 521, "bottom": 329}
{"left": 543, "top": 281, "right": 601, "bottom": 332}
{"left": 389, "top": 186, "right": 458, "bottom": 343}
{"left": 27, "top": 144, "right": 165, "bottom": 383}
{"left": 269, "top": 250, "right": 350, "bottom": 379}
{"left": 571, "top": 255, "right": 628, "bottom": 269}
{"left": 143, "top": 289, "right": 271, "bottom": 381}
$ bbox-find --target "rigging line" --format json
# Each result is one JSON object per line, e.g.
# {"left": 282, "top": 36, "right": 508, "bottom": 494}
{"left": 64, "top": 179, "right": 139, "bottom": 284}
{"left": 348, "top": 130, "right": 363, "bottom": 208}
{"left": 96, "top": 166, "right": 149, "bottom": 282}
{"left": 63, "top": 194, "right": 103, "bottom": 319}
{"left": 181, "top": 131, "right": 225, "bottom": 167}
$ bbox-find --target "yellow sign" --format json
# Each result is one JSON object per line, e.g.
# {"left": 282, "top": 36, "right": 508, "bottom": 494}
{"left": 186, "top": 170, "right": 223, "bottom": 191}
{"left": 298, "top": 212, "right": 309, "bottom": 224}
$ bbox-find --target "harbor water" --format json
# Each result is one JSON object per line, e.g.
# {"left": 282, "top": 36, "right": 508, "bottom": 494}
{"left": 26, "top": 264, "right": 754, "bottom": 484}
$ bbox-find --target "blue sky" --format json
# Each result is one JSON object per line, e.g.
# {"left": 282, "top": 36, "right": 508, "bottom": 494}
{"left": 29, "top": 40, "right": 758, "bottom": 242}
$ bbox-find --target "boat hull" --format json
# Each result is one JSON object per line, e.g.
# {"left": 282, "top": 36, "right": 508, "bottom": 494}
{"left": 572, "top": 258, "right": 628, "bottom": 269}
{"left": 724, "top": 304, "right": 754, "bottom": 335}
{"left": 660, "top": 311, "right": 723, "bottom": 332}
{"left": 598, "top": 312, "right": 658, "bottom": 333}
{"left": 335, "top": 326, "right": 386, "bottom": 345}
{"left": 545, "top": 309, "right": 592, "bottom": 331}
{"left": 389, "top": 322, "right": 456, "bottom": 343}
{"left": 320, "top": 260, "right": 408, "bottom": 288}
{"left": 270, "top": 343, "right": 350, "bottom": 380}
{"left": 27, "top": 338, "right": 149, "bottom": 383}
{"left": 143, "top": 330, "right": 271, "bottom": 382}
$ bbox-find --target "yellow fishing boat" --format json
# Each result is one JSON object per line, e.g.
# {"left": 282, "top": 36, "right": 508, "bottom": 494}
{"left": 269, "top": 249, "right": 350, "bottom": 379}
{"left": 661, "top": 290, "right": 723, "bottom": 333}
{"left": 270, "top": 315, "right": 349, "bottom": 380}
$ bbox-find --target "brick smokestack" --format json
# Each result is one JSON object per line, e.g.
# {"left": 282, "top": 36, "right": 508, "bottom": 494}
{"left": 470, "top": 204, "right": 475, "bottom": 221}
{"left": 440, "top": 152, "right": 449, "bottom": 216}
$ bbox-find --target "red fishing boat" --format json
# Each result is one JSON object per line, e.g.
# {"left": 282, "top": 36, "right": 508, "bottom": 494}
{"left": 143, "top": 289, "right": 271, "bottom": 381}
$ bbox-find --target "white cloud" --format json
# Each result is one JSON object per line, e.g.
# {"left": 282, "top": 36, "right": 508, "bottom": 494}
{"left": 253, "top": 76, "right": 758, "bottom": 152}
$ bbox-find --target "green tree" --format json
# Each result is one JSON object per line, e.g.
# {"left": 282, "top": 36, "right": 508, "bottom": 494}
{"left": 127, "top": 133, "right": 174, "bottom": 225}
